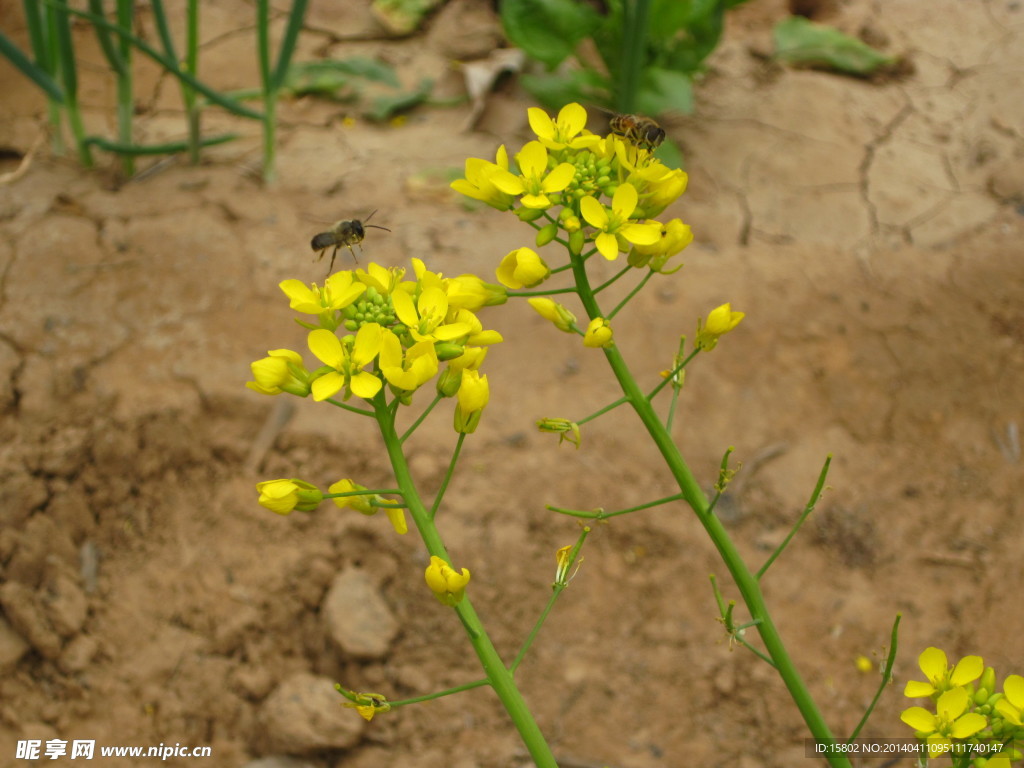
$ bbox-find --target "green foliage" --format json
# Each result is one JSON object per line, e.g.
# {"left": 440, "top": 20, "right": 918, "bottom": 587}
{"left": 773, "top": 16, "right": 897, "bottom": 76}
{"left": 500, "top": 0, "right": 750, "bottom": 115}
{"left": 282, "top": 59, "right": 433, "bottom": 121}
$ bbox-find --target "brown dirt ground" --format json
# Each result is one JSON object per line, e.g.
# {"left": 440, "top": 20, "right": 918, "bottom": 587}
{"left": 1, "top": 0, "right": 1022, "bottom": 766}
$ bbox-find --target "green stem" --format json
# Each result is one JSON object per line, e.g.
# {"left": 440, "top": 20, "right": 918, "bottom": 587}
{"left": 52, "top": 0, "right": 93, "bottom": 166}
{"left": 115, "top": 0, "right": 134, "bottom": 176}
{"left": 255, "top": 0, "right": 276, "bottom": 182}
{"left": 184, "top": 0, "right": 200, "bottom": 164}
{"left": 429, "top": 432, "right": 465, "bottom": 520}
{"left": 568, "top": 255, "right": 851, "bottom": 768}
{"left": 372, "top": 396, "right": 559, "bottom": 768}
{"left": 615, "top": 0, "right": 650, "bottom": 113}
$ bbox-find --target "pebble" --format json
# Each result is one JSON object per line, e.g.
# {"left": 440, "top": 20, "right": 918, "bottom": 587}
{"left": 322, "top": 568, "right": 398, "bottom": 660}
{"left": 259, "top": 673, "right": 364, "bottom": 754}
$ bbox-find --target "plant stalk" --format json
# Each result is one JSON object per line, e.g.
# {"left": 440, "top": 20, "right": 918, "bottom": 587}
{"left": 569, "top": 256, "right": 851, "bottom": 768}
{"left": 374, "top": 397, "right": 560, "bottom": 768}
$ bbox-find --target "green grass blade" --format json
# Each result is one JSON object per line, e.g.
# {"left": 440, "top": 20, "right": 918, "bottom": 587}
{"left": 52, "top": 0, "right": 263, "bottom": 120}
{"left": 87, "top": 0, "right": 126, "bottom": 75}
{"left": 271, "top": 0, "right": 310, "bottom": 91}
{"left": 148, "top": 0, "right": 179, "bottom": 62}
{"left": 20, "top": 0, "right": 52, "bottom": 68}
{"left": 84, "top": 132, "right": 238, "bottom": 154}
{"left": 52, "top": 0, "right": 94, "bottom": 165}
{"left": 0, "top": 29, "right": 64, "bottom": 101}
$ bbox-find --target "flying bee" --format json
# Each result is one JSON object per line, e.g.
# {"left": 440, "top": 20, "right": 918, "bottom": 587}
{"left": 609, "top": 113, "right": 666, "bottom": 151}
{"left": 310, "top": 210, "right": 391, "bottom": 274}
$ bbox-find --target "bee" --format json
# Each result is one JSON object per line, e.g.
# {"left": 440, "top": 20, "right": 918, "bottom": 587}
{"left": 609, "top": 113, "right": 666, "bottom": 151}
{"left": 310, "top": 210, "right": 391, "bottom": 274}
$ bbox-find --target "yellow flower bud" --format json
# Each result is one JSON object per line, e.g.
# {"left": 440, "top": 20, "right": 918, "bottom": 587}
{"left": 496, "top": 247, "right": 551, "bottom": 289}
{"left": 256, "top": 479, "right": 323, "bottom": 515}
{"left": 583, "top": 317, "right": 614, "bottom": 348}
{"left": 446, "top": 274, "right": 508, "bottom": 311}
{"left": 424, "top": 555, "right": 471, "bottom": 606}
{"left": 454, "top": 369, "right": 489, "bottom": 433}
{"left": 696, "top": 304, "right": 745, "bottom": 351}
{"left": 527, "top": 297, "right": 577, "bottom": 333}
{"left": 246, "top": 349, "right": 312, "bottom": 397}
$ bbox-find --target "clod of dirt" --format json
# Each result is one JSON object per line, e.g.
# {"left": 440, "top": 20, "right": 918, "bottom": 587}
{"left": 258, "top": 673, "right": 365, "bottom": 754}
{"left": 988, "top": 158, "right": 1024, "bottom": 203}
{"left": 0, "top": 614, "right": 31, "bottom": 672}
{"left": 322, "top": 567, "right": 399, "bottom": 660}
{"left": 0, "top": 569, "right": 87, "bottom": 660}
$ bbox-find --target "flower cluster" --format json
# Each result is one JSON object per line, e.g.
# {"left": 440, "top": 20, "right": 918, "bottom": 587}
{"left": 901, "top": 647, "right": 1024, "bottom": 765}
{"left": 247, "top": 259, "right": 506, "bottom": 432}
{"left": 451, "top": 102, "right": 692, "bottom": 274}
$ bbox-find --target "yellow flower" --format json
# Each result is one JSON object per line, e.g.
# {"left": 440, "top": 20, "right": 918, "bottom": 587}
{"left": 354, "top": 262, "right": 405, "bottom": 295}
{"left": 628, "top": 162, "right": 689, "bottom": 218}
{"left": 695, "top": 304, "right": 745, "bottom": 351}
{"left": 279, "top": 272, "right": 366, "bottom": 320}
{"left": 490, "top": 141, "right": 576, "bottom": 209}
{"left": 392, "top": 286, "right": 471, "bottom": 344}
{"left": 424, "top": 555, "right": 471, "bottom": 606}
{"left": 308, "top": 325, "right": 384, "bottom": 401}
{"left": 449, "top": 308, "right": 503, "bottom": 347}
{"left": 583, "top": 317, "right": 614, "bottom": 348}
{"left": 343, "top": 692, "right": 390, "bottom": 721}
{"left": 496, "top": 247, "right": 551, "bottom": 289}
{"left": 256, "top": 478, "right": 322, "bottom": 515}
{"left": 450, "top": 145, "right": 515, "bottom": 211}
{"left": 437, "top": 347, "right": 488, "bottom": 397}
{"left": 379, "top": 329, "right": 438, "bottom": 393}
{"left": 246, "top": 349, "right": 311, "bottom": 397}
{"left": 445, "top": 274, "right": 508, "bottom": 311}
{"left": 994, "top": 674, "right": 1024, "bottom": 725}
{"left": 900, "top": 687, "right": 987, "bottom": 759}
{"left": 629, "top": 218, "right": 693, "bottom": 273}
{"left": 329, "top": 479, "right": 407, "bottom": 534}
{"left": 454, "top": 369, "right": 489, "bottom": 433}
{"left": 904, "top": 647, "right": 985, "bottom": 698}
{"left": 527, "top": 297, "right": 576, "bottom": 332}
{"left": 528, "top": 102, "right": 600, "bottom": 151}
{"left": 580, "top": 183, "right": 662, "bottom": 260}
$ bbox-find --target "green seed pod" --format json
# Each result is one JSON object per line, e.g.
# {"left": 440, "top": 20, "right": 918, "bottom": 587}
{"left": 515, "top": 206, "right": 545, "bottom": 222}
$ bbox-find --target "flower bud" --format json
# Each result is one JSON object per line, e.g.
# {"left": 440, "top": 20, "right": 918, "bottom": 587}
{"left": 424, "top": 555, "right": 471, "bottom": 606}
{"left": 569, "top": 229, "right": 585, "bottom": 255}
{"left": 527, "top": 298, "right": 577, "bottom": 333}
{"left": 246, "top": 349, "right": 312, "bottom": 397}
{"left": 583, "top": 316, "right": 614, "bottom": 348}
{"left": 696, "top": 304, "right": 745, "bottom": 351}
{"left": 454, "top": 370, "right": 489, "bottom": 433}
{"left": 256, "top": 479, "right": 323, "bottom": 515}
{"left": 446, "top": 274, "right": 508, "bottom": 311}
{"left": 515, "top": 206, "right": 545, "bottom": 222}
{"left": 496, "top": 247, "right": 551, "bottom": 289}
{"left": 535, "top": 222, "right": 559, "bottom": 247}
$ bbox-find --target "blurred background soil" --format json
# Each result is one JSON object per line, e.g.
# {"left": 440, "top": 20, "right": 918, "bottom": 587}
{"left": 0, "top": 0, "right": 1022, "bottom": 766}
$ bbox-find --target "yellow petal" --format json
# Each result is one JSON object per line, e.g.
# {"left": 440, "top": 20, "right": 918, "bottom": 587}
{"left": 580, "top": 196, "right": 608, "bottom": 229}
{"left": 308, "top": 329, "right": 343, "bottom": 367}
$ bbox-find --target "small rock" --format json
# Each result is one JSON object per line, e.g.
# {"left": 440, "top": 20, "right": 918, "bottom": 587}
{"left": 989, "top": 158, "right": 1024, "bottom": 203}
{"left": 323, "top": 568, "right": 398, "bottom": 660}
{"left": 259, "top": 673, "right": 364, "bottom": 754}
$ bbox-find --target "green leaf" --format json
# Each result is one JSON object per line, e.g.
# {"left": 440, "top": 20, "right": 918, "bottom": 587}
{"left": 653, "top": 138, "right": 684, "bottom": 170}
{"left": 364, "top": 77, "right": 432, "bottom": 121}
{"left": 773, "top": 16, "right": 897, "bottom": 75}
{"left": 636, "top": 67, "right": 693, "bottom": 115}
{"left": 283, "top": 58, "right": 401, "bottom": 98}
{"left": 500, "top": 0, "right": 603, "bottom": 70}
{"left": 520, "top": 69, "right": 611, "bottom": 112}
{"left": 658, "top": 0, "right": 726, "bottom": 73}
{"left": 0, "top": 29, "right": 64, "bottom": 101}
